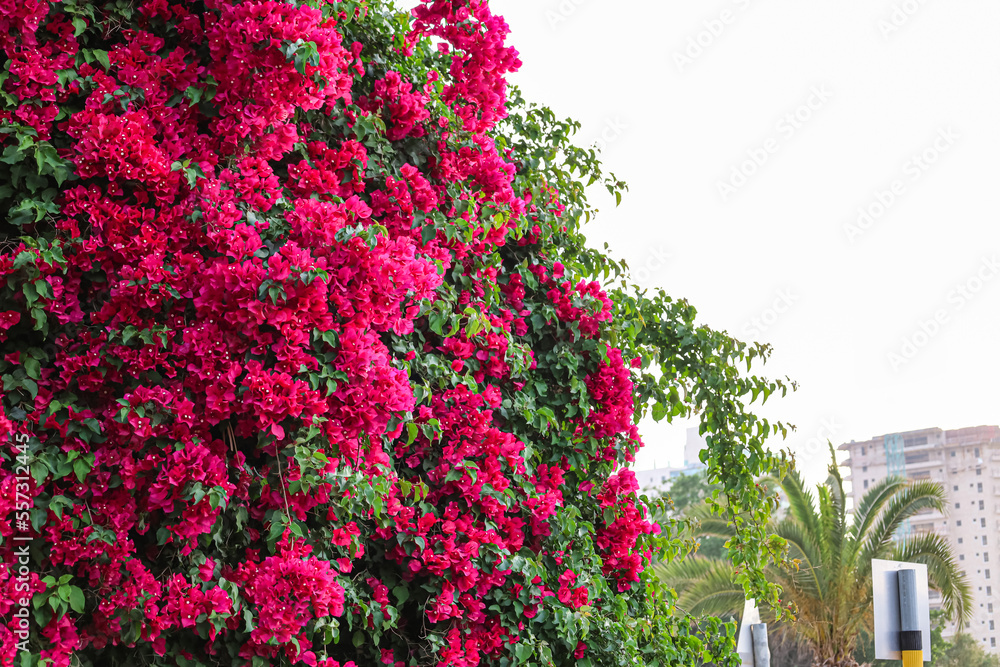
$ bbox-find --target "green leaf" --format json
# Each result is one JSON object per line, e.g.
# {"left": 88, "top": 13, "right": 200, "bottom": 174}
{"left": 420, "top": 225, "right": 436, "bottom": 245}
{"left": 73, "top": 457, "right": 90, "bottom": 482}
{"left": 68, "top": 587, "right": 85, "bottom": 613}
{"left": 31, "top": 461, "right": 48, "bottom": 486}
{"left": 21, "top": 378, "right": 38, "bottom": 398}
{"left": 23, "top": 357, "right": 40, "bottom": 380}
{"left": 22, "top": 282, "right": 38, "bottom": 306}
{"left": 92, "top": 49, "right": 110, "bottom": 71}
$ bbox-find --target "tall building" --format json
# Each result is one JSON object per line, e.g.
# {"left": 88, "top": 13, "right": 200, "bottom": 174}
{"left": 633, "top": 427, "right": 708, "bottom": 493}
{"left": 839, "top": 425, "right": 1000, "bottom": 651}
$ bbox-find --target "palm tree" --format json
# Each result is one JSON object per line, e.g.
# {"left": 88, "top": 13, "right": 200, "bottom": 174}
{"left": 655, "top": 446, "right": 972, "bottom": 667}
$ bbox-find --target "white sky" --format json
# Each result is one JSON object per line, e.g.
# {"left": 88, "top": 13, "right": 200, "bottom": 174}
{"left": 487, "top": 0, "right": 1000, "bottom": 485}
{"left": 400, "top": 0, "right": 1000, "bottom": 485}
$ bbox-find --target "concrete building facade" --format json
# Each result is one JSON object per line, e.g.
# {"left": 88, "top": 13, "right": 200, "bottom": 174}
{"left": 839, "top": 425, "right": 1000, "bottom": 651}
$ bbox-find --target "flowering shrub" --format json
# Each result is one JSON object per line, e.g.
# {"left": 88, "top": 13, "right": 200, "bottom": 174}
{"left": 0, "top": 1, "right": 791, "bottom": 665}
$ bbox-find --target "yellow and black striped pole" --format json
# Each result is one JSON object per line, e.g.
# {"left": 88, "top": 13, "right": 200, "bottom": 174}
{"left": 897, "top": 569, "right": 923, "bottom": 667}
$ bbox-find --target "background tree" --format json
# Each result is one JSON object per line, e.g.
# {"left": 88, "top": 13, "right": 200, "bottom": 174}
{"left": 0, "top": 0, "right": 793, "bottom": 665}
{"left": 657, "top": 447, "right": 972, "bottom": 667}
{"left": 666, "top": 470, "right": 722, "bottom": 515}
{"left": 927, "top": 632, "right": 1000, "bottom": 667}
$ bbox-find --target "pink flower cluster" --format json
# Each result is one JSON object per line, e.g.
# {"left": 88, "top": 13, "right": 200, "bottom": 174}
{"left": 0, "top": 0, "right": 661, "bottom": 664}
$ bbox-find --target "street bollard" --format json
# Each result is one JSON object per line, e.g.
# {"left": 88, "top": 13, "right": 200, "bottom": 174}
{"left": 898, "top": 569, "right": 922, "bottom": 667}
{"left": 750, "top": 623, "right": 770, "bottom": 667}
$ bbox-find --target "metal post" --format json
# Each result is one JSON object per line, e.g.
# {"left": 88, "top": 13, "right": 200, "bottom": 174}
{"left": 898, "top": 569, "right": 922, "bottom": 667}
{"left": 750, "top": 623, "right": 770, "bottom": 667}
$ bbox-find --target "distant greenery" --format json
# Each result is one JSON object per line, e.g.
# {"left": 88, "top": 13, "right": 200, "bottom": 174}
{"left": 931, "top": 632, "right": 1000, "bottom": 667}
{"left": 667, "top": 470, "right": 722, "bottom": 514}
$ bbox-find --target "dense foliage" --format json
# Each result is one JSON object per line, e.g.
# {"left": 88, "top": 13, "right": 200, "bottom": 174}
{"left": 0, "top": 0, "right": 792, "bottom": 665}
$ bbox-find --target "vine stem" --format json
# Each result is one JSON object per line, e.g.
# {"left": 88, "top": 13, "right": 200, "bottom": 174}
{"left": 274, "top": 439, "right": 293, "bottom": 531}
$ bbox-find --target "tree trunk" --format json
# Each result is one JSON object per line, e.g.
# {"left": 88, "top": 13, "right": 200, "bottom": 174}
{"left": 812, "top": 656, "right": 866, "bottom": 667}
{"left": 811, "top": 641, "right": 865, "bottom": 667}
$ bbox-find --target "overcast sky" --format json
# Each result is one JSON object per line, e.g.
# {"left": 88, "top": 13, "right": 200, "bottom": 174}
{"left": 399, "top": 1, "right": 1000, "bottom": 485}
{"left": 473, "top": 0, "right": 1000, "bottom": 485}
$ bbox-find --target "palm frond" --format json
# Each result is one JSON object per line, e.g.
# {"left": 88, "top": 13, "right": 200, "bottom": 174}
{"left": 890, "top": 532, "right": 973, "bottom": 630}
{"left": 824, "top": 444, "right": 847, "bottom": 570}
{"left": 773, "top": 519, "right": 826, "bottom": 601}
{"left": 848, "top": 475, "right": 908, "bottom": 553}
{"left": 780, "top": 469, "right": 823, "bottom": 546}
{"left": 817, "top": 484, "right": 837, "bottom": 569}
{"left": 857, "top": 480, "right": 949, "bottom": 573}
{"left": 654, "top": 557, "right": 746, "bottom": 618}
{"left": 681, "top": 501, "right": 737, "bottom": 539}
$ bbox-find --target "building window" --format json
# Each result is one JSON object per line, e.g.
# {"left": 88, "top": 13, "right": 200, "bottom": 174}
{"left": 993, "top": 638, "right": 997, "bottom": 648}
{"left": 952, "top": 451, "right": 957, "bottom": 457}
{"left": 981, "top": 500, "right": 986, "bottom": 510}
{"left": 955, "top": 485, "right": 960, "bottom": 491}
{"left": 980, "top": 483, "right": 985, "bottom": 492}
{"left": 976, "top": 448, "right": 980, "bottom": 457}
{"left": 978, "top": 468, "right": 983, "bottom": 476}
{"left": 862, "top": 446, "right": 866, "bottom": 455}
{"left": 960, "top": 538, "right": 964, "bottom": 544}
{"left": 986, "top": 553, "right": 990, "bottom": 562}
{"left": 984, "top": 518, "right": 989, "bottom": 528}
{"left": 987, "top": 569, "right": 991, "bottom": 579}
{"left": 957, "top": 503, "right": 961, "bottom": 509}
{"left": 987, "top": 586, "right": 992, "bottom": 596}
{"left": 864, "top": 480, "right": 869, "bottom": 489}
{"left": 959, "top": 520, "right": 963, "bottom": 526}
{"left": 863, "top": 465, "right": 868, "bottom": 472}
{"left": 961, "top": 555, "right": 966, "bottom": 560}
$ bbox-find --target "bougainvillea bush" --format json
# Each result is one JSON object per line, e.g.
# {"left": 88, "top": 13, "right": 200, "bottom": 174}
{"left": 0, "top": 0, "right": 793, "bottom": 665}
